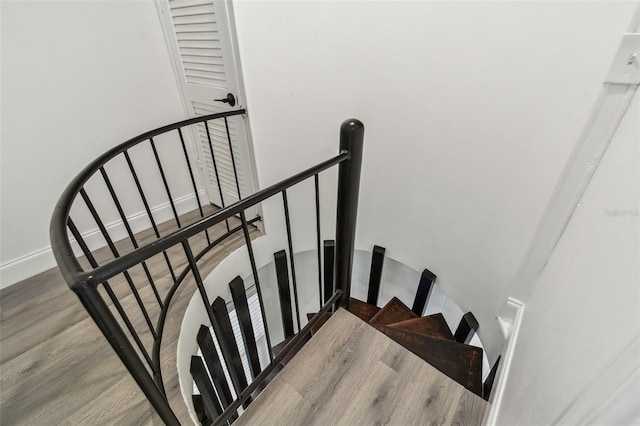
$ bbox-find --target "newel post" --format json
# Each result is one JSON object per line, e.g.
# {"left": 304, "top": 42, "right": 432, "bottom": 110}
{"left": 334, "top": 119, "right": 364, "bottom": 310}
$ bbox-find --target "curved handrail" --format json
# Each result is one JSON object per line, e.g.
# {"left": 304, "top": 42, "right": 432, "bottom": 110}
{"left": 49, "top": 111, "right": 364, "bottom": 425}
{"left": 80, "top": 152, "right": 349, "bottom": 286}
{"left": 50, "top": 109, "right": 246, "bottom": 284}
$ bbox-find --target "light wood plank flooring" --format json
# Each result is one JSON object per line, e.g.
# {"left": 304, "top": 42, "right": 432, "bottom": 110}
{"left": 0, "top": 208, "right": 257, "bottom": 425}
{"left": 238, "top": 309, "right": 489, "bottom": 426}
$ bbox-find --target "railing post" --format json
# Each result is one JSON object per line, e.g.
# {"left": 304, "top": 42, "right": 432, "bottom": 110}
{"left": 71, "top": 282, "right": 179, "bottom": 426}
{"left": 334, "top": 118, "right": 364, "bottom": 310}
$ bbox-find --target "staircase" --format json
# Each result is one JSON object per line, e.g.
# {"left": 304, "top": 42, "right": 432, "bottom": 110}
{"left": 311, "top": 297, "right": 484, "bottom": 397}
{"left": 189, "top": 244, "right": 501, "bottom": 425}
{"left": 51, "top": 116, "right": 502, "bottom": 425}
{"left": 237, "top": 309, "right": 488, "bottom": 425}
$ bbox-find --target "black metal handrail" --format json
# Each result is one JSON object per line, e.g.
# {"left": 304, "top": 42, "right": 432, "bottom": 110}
{"left": 50, "top": 111, "right": 364, "bottom": 425}
{"left": 77, "top": 152, "right": 349, "bottom": 286}
{"left": 51, "top": 109, "right": 246, "bottom": 283}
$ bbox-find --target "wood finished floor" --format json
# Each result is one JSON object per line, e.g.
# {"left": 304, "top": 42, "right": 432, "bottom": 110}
{"left": 238, "top": 309, "right": 489, "bottom": 426}
{"left": 0, "top": 208, "right": 258, "bottom": 425}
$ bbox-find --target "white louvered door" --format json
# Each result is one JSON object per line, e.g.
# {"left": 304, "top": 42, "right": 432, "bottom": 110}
{"left": 158, "top": 0, "right": 256, "bottom": 211}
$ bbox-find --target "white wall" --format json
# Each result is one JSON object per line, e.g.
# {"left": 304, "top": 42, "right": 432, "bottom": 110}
{"left": 0, "top": 1, "right": 194, "bottom": 287}
{"left": 494, "top": 89, "right": 639, "bottom": 424}
{"left": 232, "top": 0, "right": 637, "bottom": 359}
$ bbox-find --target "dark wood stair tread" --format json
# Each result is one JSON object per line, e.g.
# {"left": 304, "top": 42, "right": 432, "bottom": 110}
{"left": 368, "top": 297, "right": 417, "bottom": 327}
{"left": 387, "top": 313, "right": 454, "bottom": 341}
{"left": 376, "top": 325, "right": 483, "bottom": 396}
{"left": 348, "top": 297, "right": 380, "bottom": 321}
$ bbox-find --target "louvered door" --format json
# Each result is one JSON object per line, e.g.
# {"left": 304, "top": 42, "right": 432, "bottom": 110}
{"left": 158, "top": 0, "right": 256, "bottom": 210}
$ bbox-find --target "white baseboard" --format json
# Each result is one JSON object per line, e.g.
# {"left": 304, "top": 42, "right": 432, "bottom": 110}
{"left": 0, "top": 246, "right": 59, "bottom": 290}
{"left": 0, "top": 191, "right": 205, "bottom": 290}
{"left": 484, "top": 297, "right": 525, "bottom": 426}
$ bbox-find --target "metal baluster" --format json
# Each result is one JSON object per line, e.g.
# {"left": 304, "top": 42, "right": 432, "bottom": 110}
{"left": 223, "top": 117, "right": 242, "bottom": 201}
{"left": 203, "top": 120, "right": 230, "bottom": 232}
{"left": 67, "top": 218, "right": 158, "bottom": 375}
{"left": 177, "top": 127, "right": 210, "bottom": 245}
{"left": 79, "top": 188, "right": 158, "bottom": 341}
{"left": 150, "top": 138, "right": 181, "bottom": 228}
{"left": 239, "top": 211, "right": 274, "bottom": 361}
{"left": 72, "top": 281, "right": 178, "bottom": 425}
{"left": 123, "top": 151, "right": 177, "bottom": 284}
{"left": 99, "top": 167, "right": 163, "bottom": 309}
{"left": 281, "top": 190, "right": 301, "bottom": 332}
{"left": 314, "top": 174, "right": 322, "bottom": 310}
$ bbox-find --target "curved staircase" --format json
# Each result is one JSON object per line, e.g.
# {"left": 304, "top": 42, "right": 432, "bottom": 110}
{"left": 188, "top": 244, "right": 501, "bottom": 425}
{"left": 237, "top": 309, "right": 487, "bottom": 425}
{"left": 50, "top": 115, "right": 502, "bottom": 425}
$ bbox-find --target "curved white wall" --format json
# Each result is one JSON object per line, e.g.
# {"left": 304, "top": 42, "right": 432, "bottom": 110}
{"left": 231, "top": 1, "right": 637, "bottom": 359}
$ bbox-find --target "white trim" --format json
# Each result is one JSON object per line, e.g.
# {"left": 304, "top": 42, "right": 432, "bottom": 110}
{"left": 0, "top": 191, "right": 204, "bottom": 290}
{"left": 224, "top": 0, "right": 264, "bottom": 233}
{"left": 485, "top": 297, "right": 525, "bottom": 426}
{"left": 504, "top": 82, "right": 638, "bottom": 307}
{"left": 503, "top": 7, "right": 640, "bottom": 309}
{"left": 496, "top": 296, "right": 522, "bottom": 339}
{"left": 0, "top": 246, "right": 58, "bottom": 290}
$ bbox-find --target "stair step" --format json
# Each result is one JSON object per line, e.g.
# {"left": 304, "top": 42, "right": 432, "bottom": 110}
{"left": 192, "top": 394, "right": 212, "bottom": 426}
{"left": 274, "top": 250, "right": 295, "bottom": 339}
{"left": 304, "top": 298, "right": 379, "bottom": 337}
{"left": 211, "top": 297, "right": 249, "bottom": 403}
{"left": 229, "top": 276, "right": 261, "bottom": 379}
{"left": 191, "top": 356, "right": 223, "bottom": 419}
{"left": 376, "top": 325, "right": 483, "bottom": 396}
{"left": 348, "top": 297, "right": 380, "bottom": 321}
{"left": 483, "top": 355, "right": 501, "bottom": 400}
{"left": 323, "top": 240, "right": 335, "bottom": 304}
{"left": 411, "top": 268, "right": 436, "bottom": 315}
{"left": 387, "top": 313, "right": 454, "bottom": 341}
{"left": 454, "top": 312, "right": 479, "bottom": 344}
{"left": 368, "top": 297, "right": 417, "bottom": 327}
{"left": 237, "top": 309, "right": 489, "bottom": 425}
{"left": 366, "top": 245, "right": 385, "bottom": 305}
{"left": 306, "top": 312, "right": 333, "bottom": 335}
{"left": 196, "top": 325, "right": 234, "bottom": 410}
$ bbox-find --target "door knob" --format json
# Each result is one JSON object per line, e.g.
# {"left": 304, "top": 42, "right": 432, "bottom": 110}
{"left": 214, "top": 93, "right": 236, "bottom": 107}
